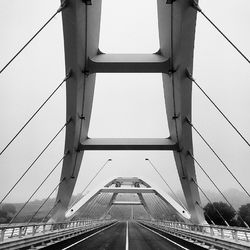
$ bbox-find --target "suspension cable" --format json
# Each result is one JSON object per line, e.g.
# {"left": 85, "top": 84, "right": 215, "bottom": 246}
{"left": 90, "top": 193, "right": 107, "bottom": 218}
{"left": 0, "top": 120, "right": 70, "bottom": 206}
{"left": 153, "top": 194, "right": 168, "bottom": 220}
{"left": 186, "top": 71, "right": 250, "bottom": 149}
{"left": 82, "top": 194, "right": 100, "bottom": 219}
{"left": 186, "top": 118, "right": 250, "bottom": 200}
{"left": 94, "top": 193, "right": 108, "bottom": 219}
{"left": 70, "top": 159, "right": 112, "bottom": 208}
{"left": 192, "top": 0, "right": 250, "bottom": 64}
{"left": 88, "top": 194, "right": 103, "bottom": 218}
{"left": 37, "top": 177, "right": 66, "bottom": 223}
{"left": 151, "top": 194, "right": 164, "bottom": 219}
{"left": 0, "top": 1, "right": 67, "bottom": 75}
{"left": 195, "top": 201, "right": 215, "bottom": 225}
{"left": 25, "top": 156, "right": 67, "bottom": 225}
{"left": 41, "top": 199, "right": 61, "bottom": 223}
{"left": 189, "top": 152, "right": 249, "bottom": 227}
{"left": 191, "top": 178, "right": 229, "bottom": 226}
{"left": 147, "top": 194, "right": 158, "bottom": 218}
{"left": 9, "top": 154, "right": 67, "bottom": 225}
{"left": 0, "top": 72, "right": 71, "bottom": 156}
{"left": 145, "top": 158, "right": 188, "bottom": 210}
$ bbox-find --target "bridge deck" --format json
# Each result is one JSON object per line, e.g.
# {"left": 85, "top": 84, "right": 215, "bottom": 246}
{"left": 48, "top": 221, "right": 203, "bottom": 250}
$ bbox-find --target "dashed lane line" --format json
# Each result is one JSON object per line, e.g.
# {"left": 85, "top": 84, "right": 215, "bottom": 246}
{"left": 126, "top": 221, "right": 129, "bottom": 250}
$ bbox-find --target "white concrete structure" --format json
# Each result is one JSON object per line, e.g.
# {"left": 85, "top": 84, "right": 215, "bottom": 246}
{"left": 51, "top": 0, "right": 205, "bottom": 224}
{"left": 65, "top": 177, "right": 191, "bottom": 222}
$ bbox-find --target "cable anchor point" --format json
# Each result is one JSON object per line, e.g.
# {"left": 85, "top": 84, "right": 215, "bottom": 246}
{"left": 185, "top": 69, "right": 195, "bottom": 82}
{"left": 82, "top": 69, "right": 90, "bottom": 77}
{"left": 168, "top": 68, "right": 176, "bottom": 76}
{"left": 184, "top": 116, "right": 192, "bottom": 125}
{"left": 172, "top": 113, "right": 180, "bottom": 120}
{"left": 82, "top": 0, "right": 92, "bottom": 5}
{"left": 65, "top": 150, "right": 70, "bottom": 156}
{"left": 177, "top": 146, "right": 183, "bottom": 153}
{"left": 65, "top": 69, "right": 72, "bottom": 80}
{"left": 66, "top": 117, "right": 73, "bottom": 125}
{"left": 166, "top": 0, "right": 176, "bottom": 4}
{"left": 57, "top": 0, "right": 68, "bottom": 13}
{"left": 79, "top": 114, "right": 86, "bottom": 120}
{"left": 75, "top": 146, "right": 82, "bottom": 153}
{"left": 192, "top": 0, "right": 202, "bottom": 12}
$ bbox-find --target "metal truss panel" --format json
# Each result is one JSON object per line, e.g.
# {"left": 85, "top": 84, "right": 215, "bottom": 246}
{"left": 88, "top": 54, "right": 170, "bottom": 73}
{"left": 79, "top": 138, "right": 178, "bottom": 150}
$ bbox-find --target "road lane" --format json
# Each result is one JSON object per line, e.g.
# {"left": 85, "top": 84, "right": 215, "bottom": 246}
{"left": 128, "top": 221, "right": 186, "bottom": 250}
{"left": 49, "top": 221, "right": 204, "bottom": 249}
{"left": 64, "top": 221, "right": 126, "bottom": 250}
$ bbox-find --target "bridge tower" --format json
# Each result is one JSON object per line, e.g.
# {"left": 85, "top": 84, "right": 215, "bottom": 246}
{"left": 51, "top": 0, "right": 205, "bottom": 224}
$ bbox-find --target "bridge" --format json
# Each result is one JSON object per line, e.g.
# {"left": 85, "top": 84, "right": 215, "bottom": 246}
{"left": 0, "top": 0, "right": 250, "bottom": 249}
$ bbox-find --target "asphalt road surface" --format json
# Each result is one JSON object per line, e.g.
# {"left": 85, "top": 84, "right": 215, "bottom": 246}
{"left": 60, "top": 221, "right": 197, "bottom": 250}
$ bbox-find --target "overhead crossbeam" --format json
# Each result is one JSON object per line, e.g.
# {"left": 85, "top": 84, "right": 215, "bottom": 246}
{"left": 112, "top": 201, "right": 142, "bottom": 205}
{"left": 79, "top": 138, "right": 178, "bottom": 151}
{"left": 87, "top": 53, "right": 171, "bottom": 73}
{"left": 100, "top": 188, "right": 155, "bottom": 194}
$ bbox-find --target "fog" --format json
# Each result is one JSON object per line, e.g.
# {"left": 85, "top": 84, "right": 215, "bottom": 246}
{"left": 0, "top": 0, "right": 250, "bottom": 205}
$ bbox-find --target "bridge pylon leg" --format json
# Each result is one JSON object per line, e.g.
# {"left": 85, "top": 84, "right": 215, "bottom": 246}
{"left": 158, "top": 0, "right": 205, "bottom": 224}
{"left": 50, "top": 0, "right": 102, "bottom": 222}
{"left": 51, "top": 0, "right": 205, "bottom": 225}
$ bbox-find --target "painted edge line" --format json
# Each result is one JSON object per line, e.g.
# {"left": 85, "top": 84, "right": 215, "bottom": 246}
{"left": 62, "top": 222, "right": 118, "bottom": 250}
{"left": 125, "top": 221, "right": 129, "bottom": 250}
{"left": 137, "top": 222, "right": 190, "bottom": 250}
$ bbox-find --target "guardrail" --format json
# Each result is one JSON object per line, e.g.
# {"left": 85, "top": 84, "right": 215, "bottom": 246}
{"left": 0, "top": 219, "right": 115, "bottom": 249}
{"left": 138, "top": 220, "right": 250, "bottom": 250}
{"left": 0, "top": 219, "right": 109, "bottom": 242}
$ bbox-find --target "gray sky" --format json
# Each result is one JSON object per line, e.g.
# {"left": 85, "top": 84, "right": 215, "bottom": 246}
{"left": 0, "top": 0, "right": 250, "bottom": 204}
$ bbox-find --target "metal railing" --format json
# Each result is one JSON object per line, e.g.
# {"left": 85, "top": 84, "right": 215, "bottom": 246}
{"left": 138, "top": 220, "right": 250, "bottom": 250}
{"left": 0, "top": 219, "right": 115, "bottom": 249}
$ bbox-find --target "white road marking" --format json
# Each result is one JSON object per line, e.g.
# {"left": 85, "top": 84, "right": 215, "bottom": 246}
{"left": 125, "top": 221, "right": 129, "bottom": 250}
{"left": 62, "top": 222, "right": 118, "bottom": 250}
{"left": 138, "top": 222, "right": 190, "bottom": 250}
